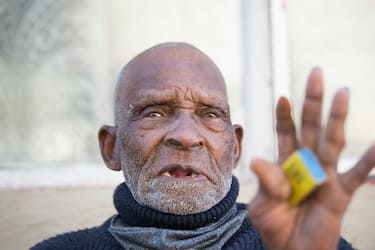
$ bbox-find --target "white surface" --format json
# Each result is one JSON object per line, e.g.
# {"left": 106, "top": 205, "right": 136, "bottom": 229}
{"left": 241, "top": 0, "right": 275, "bottom": 176}
{"left": 0, "top": 164, "right": 123, "bottom": 189}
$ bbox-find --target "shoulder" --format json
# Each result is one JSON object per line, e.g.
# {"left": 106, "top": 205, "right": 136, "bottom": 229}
{"left": 223, "top": 203, "right": 267, "bottom": 250}
{"left": 337, "top": 237, "right": 355, "bottom": 250}
{"left": 30, "top": 218, "right": 122, "bottom": 250}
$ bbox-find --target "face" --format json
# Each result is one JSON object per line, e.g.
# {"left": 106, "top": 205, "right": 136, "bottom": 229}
{"left": 107, "top": 44, "right": 242, "bottom": 215}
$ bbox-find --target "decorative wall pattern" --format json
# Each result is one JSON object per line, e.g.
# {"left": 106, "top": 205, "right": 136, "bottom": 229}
{"left": 0, "top": 0, "right": 110, "bottom": 166}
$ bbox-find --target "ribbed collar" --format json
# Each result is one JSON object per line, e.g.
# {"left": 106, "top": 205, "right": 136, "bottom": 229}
{"left": 113, "top": 176, "right": 239, "bottom": 230}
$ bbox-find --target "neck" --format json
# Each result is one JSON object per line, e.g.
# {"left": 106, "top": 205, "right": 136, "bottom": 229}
{"left": 113, "top": 176, "right": 239, "bottom": 230}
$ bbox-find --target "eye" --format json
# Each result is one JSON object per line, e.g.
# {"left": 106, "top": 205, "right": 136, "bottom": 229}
{"left": 141, "top": 105, "right": 170, "bottom": 119}
{"left": 205, "top": 112, "right": 219, "bottom": 118}
{"left": 144, "top": 111, "right": 163, "bottom": 118}
{"left": 201, "top": 108, "right": 223, "bottom": 119}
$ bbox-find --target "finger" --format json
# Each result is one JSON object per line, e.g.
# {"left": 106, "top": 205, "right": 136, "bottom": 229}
{"left": 317, "top": 88, "right": 349, "bottom": 168}
{"left": 340, "top": 144, "right": 375, "bottom": 194}
{"left": 276, "top": 97, "right": 298, "bottom": 164}
{"left": 301, "top": 67, "right": 323, "bottom": 151}
{"left": 251, "top": 159, "right": 291, "bottom": 200}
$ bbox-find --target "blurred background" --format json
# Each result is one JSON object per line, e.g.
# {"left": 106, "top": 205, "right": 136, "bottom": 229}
{"left": 0, "top": 0, "right": 374, "bottom": 249}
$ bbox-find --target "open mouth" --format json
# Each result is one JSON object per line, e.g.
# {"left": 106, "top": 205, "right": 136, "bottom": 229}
{"left": 160, "top": 166, "right": 200, "bottom": 178}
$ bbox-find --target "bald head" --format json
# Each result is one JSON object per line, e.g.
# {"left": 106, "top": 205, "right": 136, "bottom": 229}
{"left": 114, "top": 42, "right": 228, "bottom": 126}
{"left": 99, "top": 42, "right": 243, "bottom": 215}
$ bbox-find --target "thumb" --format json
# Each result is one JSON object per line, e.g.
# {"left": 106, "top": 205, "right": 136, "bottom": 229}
{"left": 251, "top": 159, "right": 291, "bottom": 200}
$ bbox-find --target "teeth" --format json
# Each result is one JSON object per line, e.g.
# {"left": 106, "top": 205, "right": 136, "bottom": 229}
{"left": 161, "top": 170, "right": 200, "bottom": 178}
{"left": 162, "top": 171, "right": 172, "bottom": 177}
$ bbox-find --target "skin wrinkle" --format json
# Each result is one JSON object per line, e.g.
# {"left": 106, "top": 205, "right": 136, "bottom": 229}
{"left": 114, "top": 43, "right": 228, "bottom": 121}
{"left": 121, "top": 127, "right": 234, "bottom": 214}
{"left": 108, "top": 43, "right": 241, "bottom": 215}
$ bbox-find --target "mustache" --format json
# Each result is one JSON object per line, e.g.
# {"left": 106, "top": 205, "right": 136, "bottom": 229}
{"left": 142, "top": 145, "right": 215, "bottom": 178}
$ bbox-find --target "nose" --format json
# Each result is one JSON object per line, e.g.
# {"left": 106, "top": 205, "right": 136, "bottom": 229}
{"left": 164, "top": 112, "right": 204, "bottom": 150}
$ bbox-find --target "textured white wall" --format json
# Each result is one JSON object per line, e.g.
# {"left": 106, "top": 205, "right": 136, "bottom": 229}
{"left": 287, "top": 0, "right": 375, "bottom": 156}
{"left": 0, "top": 0, "right": 110, "bottom": 165}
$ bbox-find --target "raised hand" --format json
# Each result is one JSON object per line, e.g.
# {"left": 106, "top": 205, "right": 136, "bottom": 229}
{"left": 248, "top": 68, "right": 375, "bottom": 250}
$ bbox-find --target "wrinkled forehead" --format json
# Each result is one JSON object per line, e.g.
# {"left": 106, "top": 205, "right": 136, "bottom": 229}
{"left": 116, "top": 44, "right": 229, "bottom": 108}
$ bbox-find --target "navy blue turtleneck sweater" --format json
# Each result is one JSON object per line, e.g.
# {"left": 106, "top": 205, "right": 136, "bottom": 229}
{"left": 31, "top": 178, "right": 353, "bottom": 250}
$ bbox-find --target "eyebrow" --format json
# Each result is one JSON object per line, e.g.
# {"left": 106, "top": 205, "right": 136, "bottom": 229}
{"left": 129, "top": 89, "right": 229, "bottom": 113}
{"left": 131, "top": 92, "right": 178, "bottom": 109}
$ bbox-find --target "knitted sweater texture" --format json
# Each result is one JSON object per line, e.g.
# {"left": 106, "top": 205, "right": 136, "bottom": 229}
{"left": 31, "top": 178, "right": 353, "bottom": 250}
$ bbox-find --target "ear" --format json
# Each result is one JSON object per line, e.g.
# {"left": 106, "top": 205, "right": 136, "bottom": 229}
{"left": 98, "top": 125, "right": 121, "bottom": 171}
{"left": 233, "top": 124, "right": 243, "bottom": 168}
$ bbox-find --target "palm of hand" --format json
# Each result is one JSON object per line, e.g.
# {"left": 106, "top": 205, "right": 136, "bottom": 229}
{"left": 248, "top": 68, "right": 375, "bottom": 250}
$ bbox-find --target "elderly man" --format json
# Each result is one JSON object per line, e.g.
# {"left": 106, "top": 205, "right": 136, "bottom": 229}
{"left": 32, "top": 43, "right": 375, "bottom": 249}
